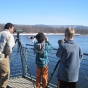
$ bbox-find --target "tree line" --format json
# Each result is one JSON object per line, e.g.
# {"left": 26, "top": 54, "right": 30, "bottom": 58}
{"left": 0, "top": 24, "right": 88, "bottom": 35}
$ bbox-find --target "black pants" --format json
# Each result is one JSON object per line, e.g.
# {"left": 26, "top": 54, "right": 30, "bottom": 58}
{"left": 58, "top": 80, "right": 77, "bottom": 88}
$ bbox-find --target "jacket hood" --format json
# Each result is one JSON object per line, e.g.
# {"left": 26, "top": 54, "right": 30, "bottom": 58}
{"left": 34, "top": 42, "right": 45, "bottom": 54}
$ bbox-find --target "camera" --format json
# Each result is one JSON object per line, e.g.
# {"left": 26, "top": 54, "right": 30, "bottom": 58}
{"left": 27, "top": 36, "right": 36, "bottom": 39}
{"left": 27, "top": 36, "right": 36, "bottom": 43}
{"left": 30, "top": 36, "right": 36, "bottom": 39}
{"left": 58, "top": 40, "right": 62, "bottom": 45}
{"left": 58, "top": 38, "right": 66, "bottom": 45}
{"left": 14, "top": 29, "right": 23, "bottom": 33}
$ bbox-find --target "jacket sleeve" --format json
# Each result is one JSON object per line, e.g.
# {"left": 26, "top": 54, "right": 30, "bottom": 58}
{"left": 56, "top": 45, "right": 64, "bottom": 58}
{"left": 6, "top": 34, "right": 15, "bottom": 54}
{"left": 45, "top": 41, "right": 53, "bottom": 52}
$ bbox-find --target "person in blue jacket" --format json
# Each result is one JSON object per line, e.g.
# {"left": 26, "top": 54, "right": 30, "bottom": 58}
{"left": 56, "top": 27, "right": 83, "bottom": 88}
{"left": 34, "top": 32, "right": 53, "bottom": 88}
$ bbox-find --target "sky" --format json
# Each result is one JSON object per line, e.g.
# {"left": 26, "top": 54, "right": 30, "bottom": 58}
{"left": 0, "top": 0, "right": 88, "bottom": 26}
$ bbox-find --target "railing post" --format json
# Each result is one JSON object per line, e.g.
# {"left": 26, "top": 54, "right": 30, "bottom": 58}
{"left": 24, "top": 48, "right": 28, "bottom": 76}
{"left": 20, "top": 47, "right": 25, "bottom": 77}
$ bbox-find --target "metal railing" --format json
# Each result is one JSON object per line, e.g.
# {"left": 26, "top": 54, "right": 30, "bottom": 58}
{"left": 9, "top": 44, "right": 88, "bottom": 88}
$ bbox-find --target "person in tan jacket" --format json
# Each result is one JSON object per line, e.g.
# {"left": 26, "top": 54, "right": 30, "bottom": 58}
{"left": 0, "top": 23, "right": 15, "bottom": 88}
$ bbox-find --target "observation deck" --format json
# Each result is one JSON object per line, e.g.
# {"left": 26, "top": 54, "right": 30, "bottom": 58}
{"left": 8, "top": 44, "right": 88, "bottom": 88}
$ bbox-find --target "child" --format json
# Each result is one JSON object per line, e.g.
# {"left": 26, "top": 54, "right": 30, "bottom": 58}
{"left": 34, "top": 32, "right": 53, "bottom": 88}
{"left": 56, "top": 27, "right": 83, "bottom": 88}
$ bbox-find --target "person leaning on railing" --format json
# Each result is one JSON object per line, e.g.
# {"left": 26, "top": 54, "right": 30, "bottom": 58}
{"left": 0, "top": 23, "right": 15, "bottom": 88}
{"left": 34, "top": 32, "right": 53, "bottom": 88}
{"left": 56, "top": 27, "right": 83, "bottom": 88}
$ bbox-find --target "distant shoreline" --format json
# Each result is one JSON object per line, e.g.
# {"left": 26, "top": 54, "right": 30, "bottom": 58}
{"left": 13, "top": 33, "right": 81, "bottom": 36}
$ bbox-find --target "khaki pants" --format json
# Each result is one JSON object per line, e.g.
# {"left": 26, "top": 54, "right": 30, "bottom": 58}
{"left": 36, "top": 65, "right": 48, "bottom": 88}
{"left": 0, "top": 58, "right": 10, "bottom": 88}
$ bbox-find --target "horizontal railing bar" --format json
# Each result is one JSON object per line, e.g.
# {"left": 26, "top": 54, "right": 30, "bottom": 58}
{"left": 26, "top": 44, "right": 88, "bottom": 56}
{"left": 82, "top": 59, "right": 88, "bottom": 61}
{"left": 81, "top": 63, "right": 88, "bottom": 66}
{"left": 80, "top": 68, "right": 88, "bottom": 72}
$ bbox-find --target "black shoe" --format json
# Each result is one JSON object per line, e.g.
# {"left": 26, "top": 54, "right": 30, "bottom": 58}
{"left": 6, "top": 85, "right": 12, "bottom": 88}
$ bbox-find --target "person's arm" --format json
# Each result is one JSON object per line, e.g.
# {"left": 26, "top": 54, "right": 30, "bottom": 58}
{"left": 56, "top": 45, "right": 64, "bottom": 58}
{"left": 45, "top": 37, "right": 53, "bottom": 51}
{"left": 56, "top": 38, "right": 65, "bottom": 58}
{"left": 6, "top": 34, "right": 15, "bottom": 54}
{"left": 58, "top": 38, "right": 66, "bottom": 47}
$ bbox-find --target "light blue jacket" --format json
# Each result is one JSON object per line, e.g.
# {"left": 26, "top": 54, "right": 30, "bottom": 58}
{"left": 56, "top": 40, "right": 83, "bottom": 82}
{"left": 34, "top": 41, "right": 53, "bottom": 68}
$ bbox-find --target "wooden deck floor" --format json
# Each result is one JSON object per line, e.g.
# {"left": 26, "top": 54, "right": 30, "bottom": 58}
{"left": 8, "top": 77, "right": 36, "bottom": 88}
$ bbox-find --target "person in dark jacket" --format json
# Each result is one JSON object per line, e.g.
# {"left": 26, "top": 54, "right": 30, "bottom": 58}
{"left": 34, "top": 32, "right": 53, "bottom": 88}
{"left": 56, "top": 27, "right": 83, "bottom": 88}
